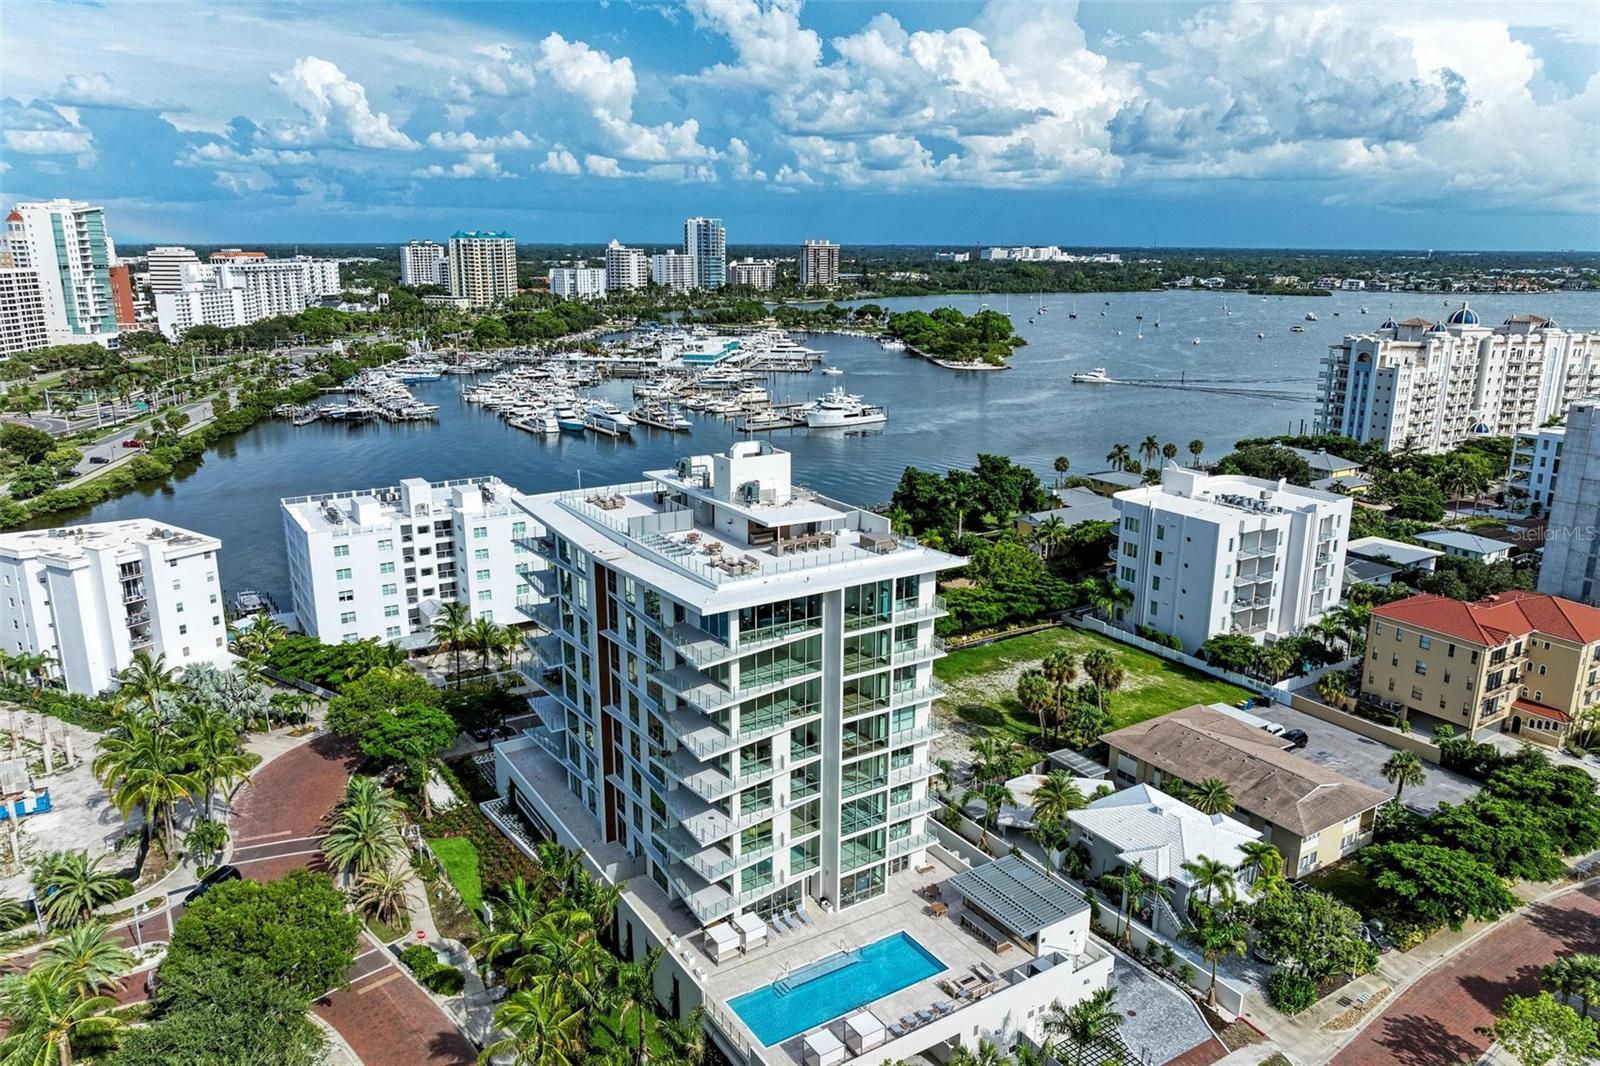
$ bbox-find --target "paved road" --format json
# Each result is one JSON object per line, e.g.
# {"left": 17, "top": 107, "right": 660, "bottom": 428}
{"left": 1332, "top": 882, "right": 1600, "bottom": 1066}
{"left": 66, "top": 394, "right": 222, "bottom": 478}
{"left": 230, "top": 735, "right": 478, "bottom": 1066}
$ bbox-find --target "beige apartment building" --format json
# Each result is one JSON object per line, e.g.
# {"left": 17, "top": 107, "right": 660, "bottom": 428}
{"left": 1101, "top": 706, "right": 1387, "bottom": 878}
{"left": 1363, "top": 590, "right": 1600, "bottom": 747}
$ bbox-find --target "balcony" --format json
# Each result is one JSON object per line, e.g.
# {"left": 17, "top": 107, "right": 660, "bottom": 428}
{"left": 889, "top": 794, "right": 940, "bottom": 822}
{"left": 670, "top": 700, "right": 821, "bottom": 761}
{"left": 894, "top": 594, "right": 949, "bottom": 623}
{"left": 652, "top": 660, "right": 822, "bottom": 715}
{"left": 890, "top": 722, "right": 942, "bottom": 746}
{"left": 842, "top": 650, "right": 892, "bottom": 677}
{"left": 514, "top": 534, "right": 558, "bottom": 561}
{"left": 888, "top": 830, "right": 937, "bottom": 857}
{"left": 121, "top": 583, "right": 147, "bottom": 604}
{"left": 891, "top": 637, "right": 947, "bottom": 666}
{"left": 515, "top": 566, "right": 557, "bottom": 596}
{"left": 523, "top": 600, "right": 561, "bottom": 633}
{"left": 888, "top": 761, "right": 937, "bottom": 786}
{"left": 844, "top": 612, "right": 893, "bottom": 633}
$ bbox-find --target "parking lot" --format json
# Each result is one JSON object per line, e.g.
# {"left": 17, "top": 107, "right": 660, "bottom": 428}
{"left": 1252, "top": 704, "right": 1479, "bottom": 811}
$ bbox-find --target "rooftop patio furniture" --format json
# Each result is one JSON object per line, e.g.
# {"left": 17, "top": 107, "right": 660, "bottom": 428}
{"left": 932, "top": 1000, "right": 955, "bottom": 1017}
{"left": 899, "top": 1015, "right": 919, "bottom": 1032}
{"left": 888, "top": 1023, "right": 907, "bottom": 1039}
{"left": 915, "top": 860, "right": 936, "bottom": 874}
{"left": 914, "top": 1010, "right": 934, "bottom": 1025}
{"left": 845, "top": 1011, "right": 886, "bottom": 1054}
{"left": 974, "top": 963, "right": 999, "bottom": 982}
{"left": 795, "top": 905, "right": 814, "bottom": 925}
{"left": 803, "top": 1028, "right": 846, "bottom": 1066}
{"left": 930, "top": 901, "right": 948, "bottom": 917}
{"left": 957, "top": 909, "right": 1015, "bottom": 955}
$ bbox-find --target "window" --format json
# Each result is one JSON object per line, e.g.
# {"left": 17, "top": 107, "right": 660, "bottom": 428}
{"left": 473, "top": 526, "right": 488, "bottom": 539}
{"left": 1155, "top": 525, "right": 1165, "bottom": 541}
{"left": 338, "top": 590, "right": 355, "bottom": 603}
{"left": 333, "top": 544, "right": 350, "bottom": 558}
{"left": 1123, "top": 516, "right": 1140, "bottom": 533}
{"left": 384, "top": 605, "right": 400, "bottom": 618}
{"left": 478, "top": 590, "right": 492, "bottom": 602}
{"left": 377, "top": 539, "right": 393, "bottom": 551}
{"left": 335, "top": 568, "right": 352, "bottom": 582}
{"left": 1119, "top": 566, "right": 1135, "bottom": 582}
{"left": 178, "top": 624, "right": 188, "bottom": 635}
{"left": 379, "top": 562, "right": 395, "bottom": 574}
{"left": 1418, "top": 635, "right": 1432, "bottom": 650}
{"left": 474, "top": 548, "right": 490, "bottom": 561}
{"left": 386, "top": 626, "right": 401, "bottom": 638}
{"left": 476, "top": 569, "right": 490, "bottom": 582}
{"left": 382, "top": 583, "right": 397, "bottom": 596}
{"left": 512, "top": 522, "right": 526, "bottom": 537}
{"left": 1414, "top": 660, "right": 1427, "bottom": 675}
{"left": 1122, "top": 541, "right": 1138, "bottom": 559}
{"left": 1151, "top": 576, "right": 1161, "bottom": 591}
{"left": 1153, "top": 550, "right": 1164, "bottom": 566}
{"left": 340, "top": 611, "right": 356, "bottom": 625}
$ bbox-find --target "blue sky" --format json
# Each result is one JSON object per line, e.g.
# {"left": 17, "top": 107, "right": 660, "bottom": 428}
{"left": 2, "top": 0, "right": 1597, "bottom": 249}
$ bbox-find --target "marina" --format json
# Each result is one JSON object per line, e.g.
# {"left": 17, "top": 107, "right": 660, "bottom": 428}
{"left": 50, "top": 288, "right": 1600, "bottom": 610}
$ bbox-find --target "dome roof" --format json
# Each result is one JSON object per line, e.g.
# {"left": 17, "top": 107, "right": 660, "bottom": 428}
{"left": 1380, "top": 317, "right": 1398, "bottom": 329}
{"left": 1471, "top": 421, "right": 1492, "bottom": 434}
{"left": 1427, "top": 322, "right": 1448, "bottom": 333}
{"left": 1446, "top": 303, "right": 1479, "bottom": 325}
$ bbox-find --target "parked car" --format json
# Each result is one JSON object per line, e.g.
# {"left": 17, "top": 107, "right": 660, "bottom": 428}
{"left": 1282, "top": 728, "right": 1310, "bottom": 750}
{"left": 1251, "top": 940, "right": 1280, "bottom": 965}
{"left": 1362, "top": 920, "right": 1394, "bottom": 954}
{"left": 88, "top": 455, "right": 110, "bottom": 464}
{"left": 121, "top": 439, "right": 145, "bottom": 448}
{"left": 183, "top": 864, "right": 241, "bottom": 903}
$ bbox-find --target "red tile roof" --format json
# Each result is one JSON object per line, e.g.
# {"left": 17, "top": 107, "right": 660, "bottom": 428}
{"left": 1513, "top": 697, "right": 1571, "bottom": 724}
{"left": 4, "top": 211, "right": 20, "bottom": 223}
{"left": 1372, "top": 590, "right": 1600, "bottom": 647}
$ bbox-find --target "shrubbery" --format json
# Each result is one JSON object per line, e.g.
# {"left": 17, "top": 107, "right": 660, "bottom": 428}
{"left": 1267, "top": 969, "right": 1319, "bottom": 1015}
{"left": 398, "top": 943, "right": 465, "bottom": 995}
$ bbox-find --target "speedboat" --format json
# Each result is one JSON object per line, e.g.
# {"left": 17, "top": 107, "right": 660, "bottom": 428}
{"left": 1289, "top": 325, "right": 1306, "bottom": 333}
{"left": 821, "top": 366, "right": 844, "bottom": 376}
{"left": 802, "top": 386, "right": 887, "bottom": 428}
{"left": 1191, "top": 338, "right": 1201, "bottom": 345}
{"left": 1305, "top": 311, "right": 1318, "bottom": 321}
{"left": 1071, "top": 367, "right": 1113, "bottom": 384}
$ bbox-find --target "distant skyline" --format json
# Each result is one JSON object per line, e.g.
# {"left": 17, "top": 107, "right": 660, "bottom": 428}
{"left": 3, "top": 1, "right": 1598, "bottom": 250}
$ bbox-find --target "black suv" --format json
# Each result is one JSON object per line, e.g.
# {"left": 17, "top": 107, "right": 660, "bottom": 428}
{"left": 184, "top": 864, "right": 241, "bottom": 903}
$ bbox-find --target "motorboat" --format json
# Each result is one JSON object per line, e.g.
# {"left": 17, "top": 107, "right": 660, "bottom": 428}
{"left": 1071, "top": 367, "right": 1113, "bottom": 384}
{"left": 1305, "top": 311, "right": 1318, "bottom": 321}
{"left": 821, "top": 366, "right": 844, "bottom": 375}
{"left": 880, "top": 338, "right": 907, "bottom": 351}
{"left": 802, "top": 386, "right": 887, "bottom": 428}
{"left": 1191, "top": 338, "right": 1201, "bottom": 345}
{"left": 584, "top": 401, "right": 635, "bottom": 436}
{"left": 555, "top": 405, "right": 585, "bottom": 432}
{"left": 511, "top": 414, "right": 561, "bottom": 435}
{"left": 1289, "top": 325, "right": 1306, "bottom": 333}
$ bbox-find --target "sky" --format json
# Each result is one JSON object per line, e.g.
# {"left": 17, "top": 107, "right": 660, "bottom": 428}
{"left": 2, "top": 0, "right": 1598, "bottom": 250}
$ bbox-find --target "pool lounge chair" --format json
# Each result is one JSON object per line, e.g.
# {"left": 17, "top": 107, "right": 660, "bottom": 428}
{"left": 772, "top": 912, "right": 793, "bottom": 934}
{"left": 899, "top": 1015, "right": 920, "bottom": 1031}
{"left": 932, "top": 1001, "right": 955, "bottom": 1017}
{"left": 914, "top": 1010, "right": 934, "bottom": 1025}
{"left": 888, "top": 1023, "right": 907, "bottom": 1039}
{"left": 795, "top": 905, "right": 814, "bottom": 925}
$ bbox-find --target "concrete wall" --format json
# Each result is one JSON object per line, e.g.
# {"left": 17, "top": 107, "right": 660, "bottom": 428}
{"left": 1286, "top": 693, "right": 1442, "bottom": 763}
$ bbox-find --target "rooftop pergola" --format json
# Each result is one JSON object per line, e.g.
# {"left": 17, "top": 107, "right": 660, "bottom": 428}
{"left": 944, "top": 854, "right": 1088, "bottom": 943}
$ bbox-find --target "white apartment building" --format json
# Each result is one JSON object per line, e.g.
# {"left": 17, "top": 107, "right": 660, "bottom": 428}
{"left": 0, "top": 265, "right": 50, "bottom": 357}
{"left": 1508, "top": 424, "right": 1566, "bottom": 514}
{"left": 683, "top": 217, "right": 726, "bottom": 290}
{"left": 799, "top": 240, "right": 839, "bottom": 290}
{"left": 152, "top": 254, "right": 341, "bottom": 338}
{"left": 651, "top": 251, "right": 698, "bottom": 293}
{"left": 605, "top": 239, "right": 650, "bottom": 292}
{"left": 145, "top": 246, "right": 202, "bottom": 293}
{"left": 282, "top": 476, "right": 534, "bottom": 644}
{"left": 3, "top": 200, "right": 120, "bottom": 347}
{"left": 400, "top": 240, "right": 448, "bottom": 287}
{"left": 0, "top": 521, "right": 228, "bottom": 695}
{"left": 1112, "top": 467, "right": 1351, "bottom": 652}
{"left": 548, "top": 267, "right": 607, "bottom": 300}
{"left": 1538, "top": 398, "right": 1600, "bottom": 607}
{"left": 485, "top": 446, "right": 1127, "bottom": 1064}
{"left": 448, "top": 231, "right": 517, "bottom": 307}
{"left": 727, "top": 257, "right": 776, "bottom": 291}
{"left": 1315, "top": 304, "right": 1600, "bottom": 452}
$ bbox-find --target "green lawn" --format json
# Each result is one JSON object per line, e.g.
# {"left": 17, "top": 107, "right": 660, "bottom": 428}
{"left": 934, "top": 625, "right": 1252, "bottom": 745}
{"left": 427, "top": 836, "right": 484, "bottom": 916}
{"left": 1302, "top": 860, "right": 1377, "bottom": 917}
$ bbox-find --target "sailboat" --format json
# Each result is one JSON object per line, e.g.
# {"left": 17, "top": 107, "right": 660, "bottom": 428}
{"left": 1068, "top": 298, "right": 1078, "bottom": 320}
{"left": 1222, "top": 295, "right": 1233, "bottom": 316}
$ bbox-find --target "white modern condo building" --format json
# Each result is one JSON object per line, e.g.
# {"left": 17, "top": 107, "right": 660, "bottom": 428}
{"left": 1315, "top": 304, "right": 1600, "bottom": 453}
{"left": 548, "top": 266, "right": 607, "bottom": 300}
{"left": 0, "top": 521, "right": 228, "bottom": 695}
{"left": 683, "top": 216, "right": 726, "bottom": 290}
{"left": 1112, "top": 467, "right": 1351, "bottom": 653}
{"left": 152, "top": 252, "right": 342, "bottom": 338}
{"left": 651, "top": 251, "right": 698, "bottom": 293}
{"left": 1508, "top": 423, "right": 1567, "bottom": 514}
{"left": 282, "top": 476, "right": 533, "bottom": 644}
{"left": 1539, "top": 398, "right": 1600, "bottom": 608}
{"left": 3, "top": 200, "right": 120, "bottom": 348}
{"left": 497, "top": 441, "right": 960, "bottom": 923}
{"left": 400, "top": 240, "right": 448, "bottom": 287}
{"left": 605, "top": 240, "right": 650, "bottom": 292}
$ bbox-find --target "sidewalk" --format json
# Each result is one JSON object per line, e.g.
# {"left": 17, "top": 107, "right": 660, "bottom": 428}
{"left": 399, "top": 863, "right": 503, "bottom": 1051}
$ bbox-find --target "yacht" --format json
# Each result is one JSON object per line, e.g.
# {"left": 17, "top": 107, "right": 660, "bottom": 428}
{"left": 1071, "top": 367, "right": 1113, "bottom": 384}
{"left": 802, "top": 387, "right": 887, "bottom": 428}
{"left": 1304, "top": 311, "right": 1318, "bottom": 322}
{"left": 821, "top": 366, "right": 844, "bottom": 376}
{"left": 511, "top": 413, "right": 561, "bottom": 435}
{"left": 879, "top": 338, "right": 907, "bottom": 352}
{"left": 555, "top": 405, "right": 585, "bottom": 432}
{"left": 584, "top": 401, "right": 635, "bottom": 436}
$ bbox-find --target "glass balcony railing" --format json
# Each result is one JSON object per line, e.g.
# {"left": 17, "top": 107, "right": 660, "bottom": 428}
{"left": 887, "top": 830, "right": 936, "bottom": 857}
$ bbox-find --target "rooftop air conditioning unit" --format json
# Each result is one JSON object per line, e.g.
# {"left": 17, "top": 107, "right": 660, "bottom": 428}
{"left": 676, "top": 457, "right": 694, "bottom": 479}
{"left": 738, "top": 482, "right": 761, "bottom": 505}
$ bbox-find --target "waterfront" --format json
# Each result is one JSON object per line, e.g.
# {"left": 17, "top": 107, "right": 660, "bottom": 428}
{"left": 52, "top": 288, "right": 1600, "bottom": 607}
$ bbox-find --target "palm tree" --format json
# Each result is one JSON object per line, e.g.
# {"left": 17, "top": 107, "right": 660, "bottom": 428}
{"left": 40, "top": 923, "right": 135, "bottom": 996}
{"left": 0, "top": 897, "right": 28, "bottom": 932}
{"left": 1107, "top": 865, "right": 1168, "bottom": 945}
{"left": 1161, "top": 442, "right": 1179, "bottom": 465}
{"left": 1105, "top": 444, "right": 1132, "bottom": 472}
{"left": 30, "top": 851, "right": 129, "bottom": 927}
{"left": 1080, "top": 650, "right": 1116, "bottom": 715}
{"left": 468, "top": 617, "right": 515, "bottom": 674}
{"left": 432, "top": 602, "right": 472, "bottom": 685}
{"left": 1381, "top": 751, "right": 1426, "bottom": 802}
{"left": 1041, "top": 651, "right": 1077, "bottom": 743}
{"left": 1042, "top": 986, "right": 1124, "bottom": 1065}
{"left": 322, "top": 781, "right": 405, "bottom": 879}
{"left": 1139, "top": 435, "right": 1161, "bottom": 468}
{"left": 1238, "top": 840, "right": 1284, "bottom": 891}
{"left": 0, "top": 966, "right": 122, "bottom": 1066}
{"left": 1186, "top": 912, "right": 1249, "bottom": 1007}
{"left": 353, "top": 863, "right": 411, "bottom": 925}
{"left": 479, "top": 987, "right": 586, "bottom": 1066}
{"left": 1315, "top": 671, "right": 1348, "bottom": 706}
{"left": 962, "top": 782, "right": 1015, "bottom": 834}
{"left": 571, "top": 867, "right": 624, "bottom": 940}
{"left": 1052, "top": 455, "right": 1070, "bottom": 487}
{"left": 115, "top": 651, "right": 179, "bottom": 719}
{"left": 606, "top": 947, "right": 663, "bottom": 1065}
{"left": 1086, "top": 580, "right": 1131, "bottom": 623}
{"left": 1187, "top": 777, "right": 1235, "bottom": 815}
{"left": 1256, "top": 647, "right": 1294, "bottom": 683}
{"left": 1031, "top": 771, "right": 1087, "bottom": 826}
{"left": 177, "top": 705, "right": 257, "bottom": 818}
{"left": 1188, "top": 439, "right": 1205, "bottom": 465}
{"left": 1180, "top": 855, "right": 1237, "bottom": 909}
{"left": 1541, "top": 954, "right": 1600, "bottom": 1019}
{"left": 183, "top": 818, "right": 228, "bottom": 867}
{"left": 1016, "top": 669, "right": 1053, "bottom": 745}
{"left": 1032, "top": 515, "right": 1067, "bottom": 560}
{"left": 661, "top": 1007, "right": 709, "bottom": 1066}
{"left": 96, "top": 716, "right": 201, "bottom": 855}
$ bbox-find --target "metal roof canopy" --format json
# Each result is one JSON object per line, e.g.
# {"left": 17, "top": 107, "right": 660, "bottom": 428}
{"left": 1048, "top": 749, "right": 1109, "bottom": 778}
{"left": 946, "top": 854, "right": 1088, "bottom": 939}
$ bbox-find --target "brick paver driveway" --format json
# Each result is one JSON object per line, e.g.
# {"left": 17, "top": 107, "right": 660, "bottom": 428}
{"left": 1333, "top": 882, "right": 1600, "bottom": 1066}
{"left": 231, "top": 734, "right": 478, "bottom": 1065}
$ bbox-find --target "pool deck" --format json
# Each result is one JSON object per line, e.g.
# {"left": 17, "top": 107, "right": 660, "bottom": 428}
{"left": 673, "top": 855, "right": 1087, "bottom": 1065}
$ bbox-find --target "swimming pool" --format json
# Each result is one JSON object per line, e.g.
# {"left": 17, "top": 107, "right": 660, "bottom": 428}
{"left": 729, "top": 932, "right": 947, "bottom": 1046}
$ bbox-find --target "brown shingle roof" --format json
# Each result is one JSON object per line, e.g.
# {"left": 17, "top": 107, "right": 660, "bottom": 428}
{"left": 1100, "top": 707, "right": 1388, "bottom": 837}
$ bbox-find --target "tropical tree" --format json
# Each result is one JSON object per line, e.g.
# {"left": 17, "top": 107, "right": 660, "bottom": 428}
{"left": 1188, "top": 439, "right": 1205, "bottom": 465}
{"left": 1016, "top": 670, "right": 1053, "bottom": 746}
{"left": 115, "top": 651, "right": 180, "bottom": 719}
{"left": 1187, "top": 777, "right": 1235, "bottom": 816}
{"left": 1139, "top": 435, "right": 1161, "bottom": 468}
{"left": 176, "top": 704, "right": 257, "bottom": 818}
{"left": 39, "top": 922, "right": 135, "bottom": 996}
{"left": 0, "top": 965, "right": 122, "bottom": 1066}
{"left": 1031, "top": 515, "right": 1068, "bottom": 561}
{"left": 352, "top": 863, "right": 410, "bottom": 925}
{"left": 480, "top": 984, "right": 586, "bottom": 1066}
{"left": 1031, "top": 771, "right": 1087, "bottom": 826}
{"left": 1382, "top": 751, "right": 1427, "bottom": 802}
{"left": 1238, "top": 840, "right": 1285, "bottom": 891}
{"left": 1161, "top": 442, "right": 1179, "bottom": 465}
{"left": 1052, "top": 455, "right": 1071, "bottom": 487}
{"left": 431, "top": 602, "right": 473, "bottom": 684}
{"left": 1186, "top": 911, "right": 1249, "bottom": 1007}
{"left": 468, "top": 616, "right": 516, "bottom": 674}
{"left": 183, "top": 818, "right": 228, "bottom": 867}
{"left": 1181, "top": 855, "right": 1238, "bottom": 908}
{"left": 1105, "top": 444, "right": 1132, "bottom": 472}
{"left": 1542, "top": 954, "right": 1600, "bottom": 1020}
{"left": 962, "top": 782, "right": 1016, "bottom": 834}
{"left": 94, "top": 714, "right": 201, "bottom": 855}
{"left": 320, "top": 778, "right": 405, "bottom": 879}
{"left": 1042, "top": 986, "right": 1124, "bottom": 1066}
{"left": 1486, "top": 991, "right": 1598, "bottom": 1066}
{"left": 1080, "top": 649, "right": 1118, "bottom": 716}
{"left": 1106, "top": 864, "right": 1170, "bottom": 945}
{"left": 606, "top": 947, "right": 664, "bottom": 1066}
{"left": 30, "top": 852, "right": 130, "bottom": 927}
{"left": 1316, "top": 671, "right": 1349, "bottom": 706}
{"left": 1041, "top": 651, "right": 1077, "bottom": 744}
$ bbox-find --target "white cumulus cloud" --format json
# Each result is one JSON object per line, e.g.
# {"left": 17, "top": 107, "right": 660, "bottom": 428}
{"left": 267, "top": 56, "right": 418, "bottom": 149}
{"left": 539, "top": 147, "right": 581, "bottom": 174}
